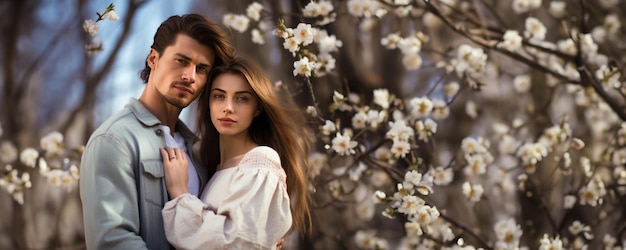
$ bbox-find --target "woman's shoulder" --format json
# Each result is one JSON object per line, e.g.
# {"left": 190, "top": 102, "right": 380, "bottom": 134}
{"left": 241, "top": 146, "right": 280, "bottom": 164}
{"left": 238, "top": 146, "right": 284, "bottom": 174}
{"left": 237, "top": 146, "right": 286, "bottom": 188}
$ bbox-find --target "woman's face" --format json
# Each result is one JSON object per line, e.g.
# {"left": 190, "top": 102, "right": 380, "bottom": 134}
{"left": 208, "top": 73, "right": 260, "bottom": 138}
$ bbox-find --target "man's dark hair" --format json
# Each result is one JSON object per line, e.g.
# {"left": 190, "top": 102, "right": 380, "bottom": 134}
{"left": 139, "top": 14, "right": 235, "bottom": 83}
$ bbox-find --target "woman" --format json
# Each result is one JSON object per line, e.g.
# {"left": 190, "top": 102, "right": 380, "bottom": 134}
{"left": 160, "top": 57, "right": 311, "bottom": 249}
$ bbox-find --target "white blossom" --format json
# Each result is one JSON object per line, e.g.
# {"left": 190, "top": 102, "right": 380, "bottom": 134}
{"left": 246, "top": 2, "right": 263, "bottom": 21}
{"left": 443, "top": 82, "right": 460, "bottom": 98}
{"left": 375, "top": 147, "right": 392, "bottom": 162}
{"left": 381, "top": 33, "right": 402, "bottom": 49}
{"left": 398, "top": 195, "right": 424, "bottom": 215}
{"left": 321, "top": 120, "right": 337, "bottom": 136}
{"left": 251, "top": 29, "right": 264, "bottom": 44}
{"left": 409, "top": 97, "right": 433, "bottom": 118}
{"left": 539, "top": 234, "right": 564, "bottom": 250}
{"left": 1, "top": 141, "right": 18, "bottom": 163}
{"left": 494, "top": 218, "right": 523, "bottom": 250}
{"left": 282, "top": 37, "right": 299, "bottom": 55}
{"left": 525, "top": 17, "right": 547, "bottom": 41}
{"left": 499, "top": 30, "right": 523, "bottom": 51}
{"left": 331, "top": 132, "right": 358, "bottom": 156}
{"left": 83, "top": 19, "right": 99, "bottom": 36}
{"left": 293, "top": 23, "right": 316, "bottom": 46}
{"left": 564, "top": 195, "right": 576, "bottom": 209}
{"left": 465, "top": 100, "right": 478, "bottom": 119}
{"left": 386, "top": 120, "right": 415, "bottom": 142}
{"left": 293, "top": 57, "right": 317, "bottom": 77}
{"left": 352, "top": 111, "right": 368, "bottom": 129}
{"left": 415, "top": 118, "right": 437, "bottom": 142}
{"left": 20, "top": 148, "right": 39, "bottom": 167}
{"left": 431, "top": 166, "right": 453, "bottom": 186}
{"left": 101, "top": 10, "right": 119, "bottom": 21}
{"left": 513, "top": 74, "right": 532, "bottom": 93}
{"left": 308, "top": 152, "right": 327, "bottom": 178}
{"left": 462, "top": 182, "right": 484, "bottom": 202}
{"left": 391, "top": 140, "right": 411, "bottom": 158}
{"left": 317, "top": 33, "right": 342, "bottom": 54}
{"left": 347, "top": 0, "right": 380, "bottom": 18}
{"left": 402, "top": 53, "right": 423, "bottom": 70}
{"left": 306, "top": 106, "right": 317, "bottom": 116}
{"left": 549, "top": 1, "right": 567, "bottom": 18}
{"left": 431, "top": 99, "right": 450, "bottom": 120}
{"left": 603, "top": 14, "right": 621, "bottom": 37}
{"left": 461, "top": 137, "right": 488, "bottom": 154}
{"left": 578, "top": 176, "right": 606, "bottom": 206}
{"left": 373, "top": 89, "right": 390, "bottom": 109}
{"left": 464, "top": 154, "right": 487, "bottom": 175}
{"left": 557, "top": 38, "right": 577, "bottom": 56}
{"left": 223, "top": 14, "right": 250, "bottom": 33}
{"left": 40, "top": 131, "right": 63, "bottom": 156}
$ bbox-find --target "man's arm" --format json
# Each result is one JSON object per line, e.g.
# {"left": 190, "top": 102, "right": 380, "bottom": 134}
{"left": 80, "top": 134, "right": 148, "bottom": 249}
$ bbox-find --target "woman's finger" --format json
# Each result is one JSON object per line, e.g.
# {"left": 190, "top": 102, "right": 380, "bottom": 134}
{"left": 160, "top": 148, "right": 169, "bottom": 162}
{"left": 174, "top": 148, "right": 186, "bottom": 161}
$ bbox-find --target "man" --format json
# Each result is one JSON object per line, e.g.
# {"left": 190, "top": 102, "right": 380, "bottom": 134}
{"left": 80, "top": 14, "right": 234, "bottom": 249}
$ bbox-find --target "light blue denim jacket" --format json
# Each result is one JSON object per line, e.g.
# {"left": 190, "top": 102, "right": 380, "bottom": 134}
{"left": 80, "top": 98, "right": 209, "bottom": 250}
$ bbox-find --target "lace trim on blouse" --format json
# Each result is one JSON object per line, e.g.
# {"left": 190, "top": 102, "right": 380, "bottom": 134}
{"left": 239, "top": 146, "right": 287, "bottom": 190}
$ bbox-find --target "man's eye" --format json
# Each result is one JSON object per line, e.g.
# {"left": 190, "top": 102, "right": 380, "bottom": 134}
{"left": 197, "top": 67, "right": 209, "bottom": 74}
{"left": 176, "top": 59, "right": 188, "bottom": 64}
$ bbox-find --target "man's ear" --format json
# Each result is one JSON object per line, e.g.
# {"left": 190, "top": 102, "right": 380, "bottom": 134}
{"left": 147, "top": 49, "right": 159, "bottom": 69}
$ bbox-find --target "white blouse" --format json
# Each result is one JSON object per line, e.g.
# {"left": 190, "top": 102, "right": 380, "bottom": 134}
{"left": 162, "top": 146, "right": 292, "bottom": 250}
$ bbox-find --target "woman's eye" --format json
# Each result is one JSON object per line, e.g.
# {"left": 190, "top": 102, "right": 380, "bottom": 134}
{"left": 212, "top": 94, "right": 225, "bottom": 99}
{"left": 236, "top": 96, "right": 249, "bottom": 102}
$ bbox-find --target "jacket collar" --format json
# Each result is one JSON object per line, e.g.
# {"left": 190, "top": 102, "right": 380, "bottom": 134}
{"left": 126, "top": 98, "right": 199, "bottom": 143}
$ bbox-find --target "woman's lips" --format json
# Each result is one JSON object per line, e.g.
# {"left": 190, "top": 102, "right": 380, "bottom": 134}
{"left": 218, "top": 118, "right": 235, "bottom": 125}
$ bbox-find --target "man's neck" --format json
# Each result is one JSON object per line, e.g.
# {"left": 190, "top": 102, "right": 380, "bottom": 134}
{"left": 138, "top": 92, "right": 180, "bottom": 136}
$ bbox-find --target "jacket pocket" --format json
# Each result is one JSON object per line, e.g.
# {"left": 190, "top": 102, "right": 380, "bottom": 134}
{"left": 141, "top": 160, "right": 164, "bottom": 205}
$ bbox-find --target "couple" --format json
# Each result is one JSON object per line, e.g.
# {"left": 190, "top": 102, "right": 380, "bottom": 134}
{"left": 79, "top": 14, "right": 311, "bottom": 249}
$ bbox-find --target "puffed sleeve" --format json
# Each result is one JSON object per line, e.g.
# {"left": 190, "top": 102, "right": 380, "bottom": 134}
{"left": 162, "top": 146, "right": 291, "bottom": 250}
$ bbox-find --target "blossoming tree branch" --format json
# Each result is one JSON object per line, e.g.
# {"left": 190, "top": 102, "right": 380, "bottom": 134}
{"left": 222, "top": 0, "right": 626, "bottom": 249}
{"left": 0, "top": 4, "right": 119, "bottom": 205}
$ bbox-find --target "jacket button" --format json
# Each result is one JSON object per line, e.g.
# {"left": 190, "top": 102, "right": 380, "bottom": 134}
{"left": 155, "top": 129, "right": 163, "bottom": 136}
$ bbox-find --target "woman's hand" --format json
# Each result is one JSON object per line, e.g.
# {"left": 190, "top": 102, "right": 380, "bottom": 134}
{"left": 160, "top": 147, "right": 189, "bottom": 198}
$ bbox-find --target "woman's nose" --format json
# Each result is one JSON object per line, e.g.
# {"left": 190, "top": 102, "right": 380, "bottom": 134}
{"left": 223, "top": 99, "right": 234, "bottom": 113}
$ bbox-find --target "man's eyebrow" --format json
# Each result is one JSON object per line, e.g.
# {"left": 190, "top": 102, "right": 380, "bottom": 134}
{"left": 175, "top": 53, "right": 191, "bottom": 61}
{"left": 175, "top": 53, "right": 211, "bottom": 68}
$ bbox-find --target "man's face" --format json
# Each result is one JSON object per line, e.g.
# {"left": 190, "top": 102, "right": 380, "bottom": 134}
{"left": 146, "top": 33, "right": 215, "bottom": 109}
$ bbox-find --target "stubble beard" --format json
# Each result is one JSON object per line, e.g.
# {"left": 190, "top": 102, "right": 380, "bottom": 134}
{"left": 165, "top": 93, "right": 192, "bottom": 109}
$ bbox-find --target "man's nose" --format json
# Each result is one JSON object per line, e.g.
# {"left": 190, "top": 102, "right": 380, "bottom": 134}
{"left": 181, "top": 66, "right": 196, "bottom": 83}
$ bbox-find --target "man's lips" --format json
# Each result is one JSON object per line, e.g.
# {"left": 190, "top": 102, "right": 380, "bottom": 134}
{"left": 173, "top": 85, "right": 193, "bottom": 95}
